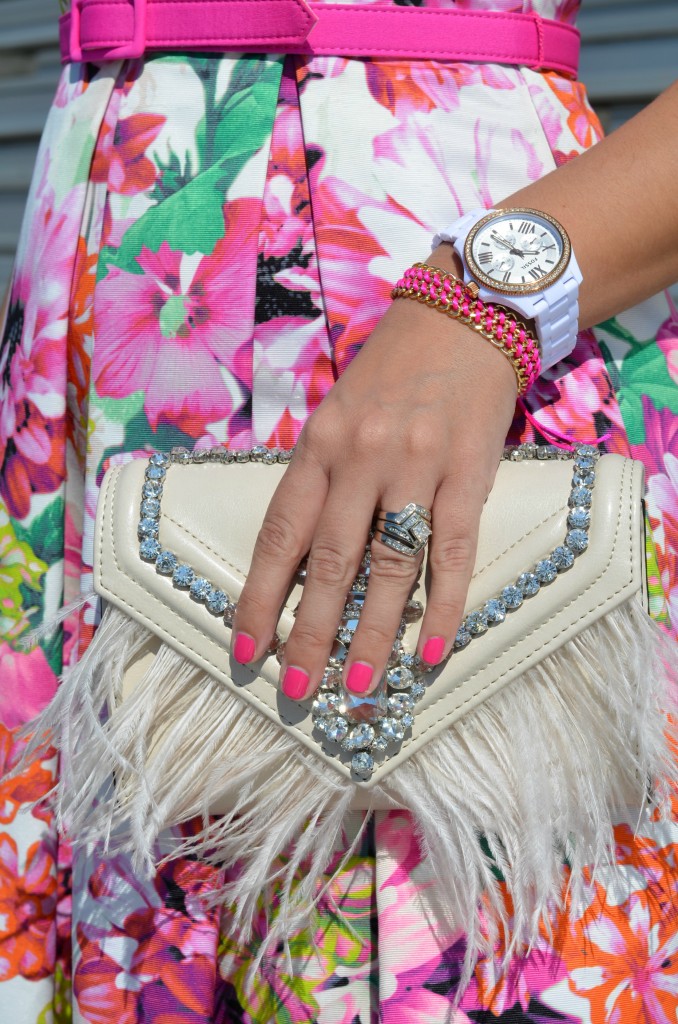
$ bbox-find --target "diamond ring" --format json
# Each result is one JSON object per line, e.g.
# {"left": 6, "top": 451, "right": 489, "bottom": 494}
{"left": 373, "top": 503, "right": 433, "bottom": 557}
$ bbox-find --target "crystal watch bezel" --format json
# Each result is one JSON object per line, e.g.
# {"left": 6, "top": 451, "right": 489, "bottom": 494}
{"left": 464, "top": 207, "right": 572, "bottom": 297}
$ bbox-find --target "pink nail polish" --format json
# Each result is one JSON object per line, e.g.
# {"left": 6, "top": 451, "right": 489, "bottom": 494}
{"left": 282, "top": 666, "right": 309, "bottom": 700}
{"left": 422, "top": 636, "right": 446, "bottom": 666}
{"left": 233, "top": 633, "right": 256, "bottom": 664}
{"left": 346, "top": 662, "right": 373, "bottom": 695}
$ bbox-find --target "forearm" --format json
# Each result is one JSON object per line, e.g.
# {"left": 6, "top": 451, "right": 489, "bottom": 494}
{"left": 432, "top": 79, "right": 678, "bottom": 331}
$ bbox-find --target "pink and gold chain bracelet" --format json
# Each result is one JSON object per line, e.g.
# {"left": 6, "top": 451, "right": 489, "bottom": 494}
{"left": 392, "top": 263, "right": 541, "bottom": 395}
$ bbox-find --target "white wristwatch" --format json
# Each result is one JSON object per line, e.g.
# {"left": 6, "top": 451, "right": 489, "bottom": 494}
{"left": 433, "top": 208, "right": 582, "bottom": 372}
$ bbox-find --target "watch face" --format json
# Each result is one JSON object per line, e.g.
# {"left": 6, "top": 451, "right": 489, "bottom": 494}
{"left": 465, "top": 208, "right": 571, "bottom": 295}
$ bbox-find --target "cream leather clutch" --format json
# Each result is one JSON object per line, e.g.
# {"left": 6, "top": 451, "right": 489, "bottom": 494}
{"left": 28, "top": 442, "right": 675, "bottom": 981}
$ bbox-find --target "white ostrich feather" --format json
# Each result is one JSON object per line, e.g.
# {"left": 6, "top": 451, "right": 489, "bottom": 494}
{"left": 20, "top": 595, "right": 677, "bottom": 990}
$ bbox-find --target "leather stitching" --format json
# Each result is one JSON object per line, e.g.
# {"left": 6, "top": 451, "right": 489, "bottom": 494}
{"left": 414, "top": 458, "right": 636, "bottom": 737}
{"left": 103, "top": 466, "right": 301, "bottom": 729}
{"left": 162, "top": 509, "right": 248, "bottom": 578}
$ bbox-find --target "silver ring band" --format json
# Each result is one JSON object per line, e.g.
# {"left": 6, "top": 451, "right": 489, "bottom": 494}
{"left": 372, "top": 502, "right": 432, "bottom": 557}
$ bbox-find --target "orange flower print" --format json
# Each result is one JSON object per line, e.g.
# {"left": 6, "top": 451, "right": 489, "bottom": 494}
{"left": 0, "top": 723, "right": 54, "bottom": 826}
{"left": 544, "top": 73, "right": 604, "bottom": 150}
{"left": 569, "top": 887, "right": 678, "bottom": 1023}
{"left": 0, "top": 834, "right": 56, "bottom": 981}
{"left": 91, "top": 112, "right": 166, "bottom": 195}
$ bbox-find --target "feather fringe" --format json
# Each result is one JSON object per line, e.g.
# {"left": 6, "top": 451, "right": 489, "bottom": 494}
{"left": 20, "top": 596, "right": 677, "bottom": 988}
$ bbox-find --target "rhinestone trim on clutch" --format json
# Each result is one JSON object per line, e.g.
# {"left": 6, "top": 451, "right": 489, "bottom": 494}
{"left": 136, "top": 441, "right": 600, "bottom": 779}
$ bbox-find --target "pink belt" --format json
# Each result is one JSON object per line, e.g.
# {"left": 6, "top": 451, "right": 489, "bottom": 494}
{"left": 60, "top": 0, "right": 580, "bottom": 77}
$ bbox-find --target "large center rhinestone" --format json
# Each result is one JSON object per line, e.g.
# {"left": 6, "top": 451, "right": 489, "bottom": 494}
{"left": 339, "top": 673, "right": 388, "bottom": 724}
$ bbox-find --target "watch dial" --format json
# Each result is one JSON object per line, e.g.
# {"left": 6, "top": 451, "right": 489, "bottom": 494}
{"left": 468, "top": 211, "right": 567, "bottom": 293}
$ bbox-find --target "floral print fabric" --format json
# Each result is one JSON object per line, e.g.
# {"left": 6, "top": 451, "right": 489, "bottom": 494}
{"left": 1, "top": 0, "right": 678, "bottom": 1018}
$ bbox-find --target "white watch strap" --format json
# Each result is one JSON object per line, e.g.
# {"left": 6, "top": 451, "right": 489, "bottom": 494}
{"left": 432, "top": 211, "right": 582, "bottom": 372}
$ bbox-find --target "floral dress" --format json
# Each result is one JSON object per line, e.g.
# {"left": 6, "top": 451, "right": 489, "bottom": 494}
{"left": 1, "top": 0, "right": 678, "bottom": 1020}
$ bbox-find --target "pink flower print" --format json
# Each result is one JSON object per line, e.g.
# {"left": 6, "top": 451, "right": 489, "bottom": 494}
{"left": 461, "top": 943, "right": 569, "bottom": 1017}
{"left": 73, "top": 924, "right": 138, "bottom": 1024}
{"left": 260, "top": 103, "right": 315, "bottom": 262}
{"left": 657, "top": 291, "right": 678, "bottom": 386}
{"left": 0, "top": 307, "right": 65, "bottom": 518}
{"left": 375, "top": 811, "right": 425, "bottom": 887}
{"left": 376, "top": 846, "right": 465, "bottom": 1021}
{"left": 0, "top": 643, "right": 58, "bottom": 731}
{"left": 252, "top": 316, "right": 333, "bottom": 446}
{"left": 522, "top": 338, "right": 627, "bottom": 450}
{"left": 630, "top": 396, "right": 678, "bottom": 481}
{"left": 0, "top": 184, "right": 78, "bottom": 517}
{"left": 647, "top": 452, "right": 678, "bottom": 558}
{"left": 312, "top": 177, "right": 394, "bottom": 372}
{"left": 94, "top": 198, "right": 261, "bottom": 436}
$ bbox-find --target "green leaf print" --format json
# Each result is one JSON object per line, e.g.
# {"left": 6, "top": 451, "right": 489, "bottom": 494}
{"left": 12, "top": 497, "right": 64, "bottom": 568}
{"left": 617, "top": 337, "right": 678, "bottom": 445}
{"left": 107, "top": 56, "right": 283, "bottom": 276}
{"left": 96, "top": 390, "right": 146, "bottom": 425}
{"left": 597, "top": 315, "right": 678, "bottom": 445}
{"left": 1, "top": 508, "right": 48, "bottom": 639}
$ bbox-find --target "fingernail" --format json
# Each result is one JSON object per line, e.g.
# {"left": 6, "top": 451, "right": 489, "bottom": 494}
{"left": 422, "top": 636, "right": 446, "bottom": 666}
{"left": 346, "top": 662, "right": 373, "bottom": 695}
{"left": 233, "top": 633, "right": 256, "bottom": 664}
{"left": 282, "top": 666, "right": 309, "bottom": 700}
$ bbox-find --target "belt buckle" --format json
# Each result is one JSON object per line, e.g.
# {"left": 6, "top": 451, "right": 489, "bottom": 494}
{"left": 71, "top": 0, "right": 148, "bottom": 62}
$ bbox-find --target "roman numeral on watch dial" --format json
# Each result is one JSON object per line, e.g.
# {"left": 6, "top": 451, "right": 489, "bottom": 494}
{"left": 518, "top": 221, "right": 536, "bottom": 233}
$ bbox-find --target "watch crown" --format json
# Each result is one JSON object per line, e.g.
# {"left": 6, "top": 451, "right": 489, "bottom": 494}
{"left": 467, "top": 281, "right": 479, "bottom": 299}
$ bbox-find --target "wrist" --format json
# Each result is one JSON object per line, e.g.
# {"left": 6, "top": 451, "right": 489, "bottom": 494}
{"left": 392, "top": 261, "right": 540, "bottom": 394}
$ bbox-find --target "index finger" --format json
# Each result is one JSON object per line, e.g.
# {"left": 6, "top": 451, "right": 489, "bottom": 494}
{"left": 232, "top": 453, "right": 328, "bottom": 663}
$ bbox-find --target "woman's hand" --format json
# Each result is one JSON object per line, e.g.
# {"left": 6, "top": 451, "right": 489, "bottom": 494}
{"left": 232, "top": 276, "right": 518, "bottom": 700}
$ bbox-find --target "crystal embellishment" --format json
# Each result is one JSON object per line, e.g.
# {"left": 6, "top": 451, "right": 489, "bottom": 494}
{"left": 323, "top": 716, "right": 349, "bottom": 743}
{"left": 140, "top": 537, "right": 161, "bottom": 561}
{"left": 535, "top": 559, "right": 558, "bottom": 584}
{"left": 569, "top": 486, "right": 592, "bottom": 508}
{"left": 517, "top": 572, "right": 540, "bottom": 597}
{"left": 552, "top": 545, "right": 575, "bottom": 571}
{"left": 566, "top": 529, "right": 589, "bottom": 554}
{"left": 138, "top": 518, "right": 159, "bottom": 538}
{"left": 343, "top": 724, "right": 375, "bottom": 751}
{"left": 501, "top": 585, "right": 523, "bottom": 610}
{"left": 466, "top": 610, "right": 489, "bottom": 635}
{"left": 190, "top": 577, "right": 212, "bottom": 601}
{"left": 388, "top": 693, "right": 414, "bottom": 717}
{"left": 143, "top": 480, "right": 163, "bottom": 499}
{"left": 141, "top": 498, "right": 161, "bottom": 518}
{"left": 156, "top": 550, "right": 177, "bottom": 575}
{"left": 312, "top": 692, "right": 341, "bottom": 718}
{"left": 352, "top": 752, "right": 374, "bottom": 776}
{"left": 386, "top": 666, "right": 414, "bottom": 691}
{"left": 173, "top": 564, "right": 194, "bottom": 588}
{"left": 484, "top": 599, "right": 506, "bottom": 624}
{"left": 206, "top": 589, "right": 229, "bottom": 615}
{"left": 341, "top": 674, "right": 389, "bottom": 723}
{"left": 568, "top": 506, "right": 591, "bottom": 530}
{"left": 380, "top": 717, "right": 405, "bottom": 743}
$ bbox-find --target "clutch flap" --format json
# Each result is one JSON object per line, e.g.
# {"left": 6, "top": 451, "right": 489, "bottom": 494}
{"left": 95, "top": 451, "right": 645, "bottom": 786}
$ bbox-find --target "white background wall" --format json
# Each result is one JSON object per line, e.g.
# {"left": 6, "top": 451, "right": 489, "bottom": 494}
{"left": 0, "top": 0, "right": 676, "bottom": 295}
